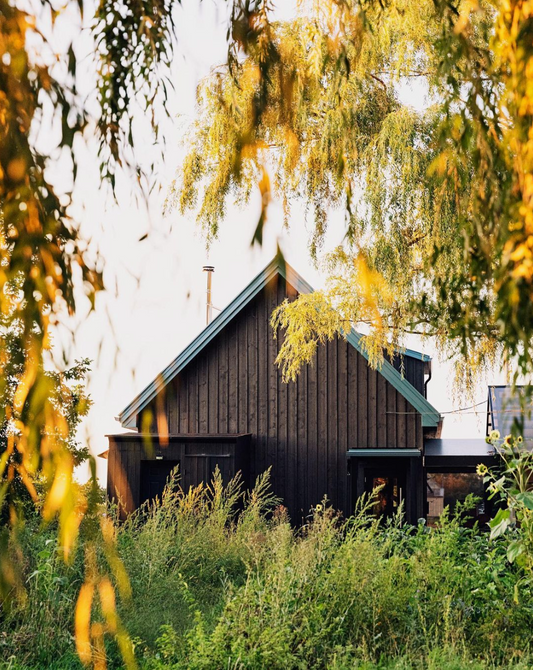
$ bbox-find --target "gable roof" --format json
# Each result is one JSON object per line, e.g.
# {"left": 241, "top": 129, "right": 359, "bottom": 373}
{"left": 118, "top": 257, "right": 441, "bottom": 429}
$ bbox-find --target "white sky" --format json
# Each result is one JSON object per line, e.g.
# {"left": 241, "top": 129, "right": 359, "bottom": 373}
{"left": 44, "top": 0, "right": 507, "bottom": 484}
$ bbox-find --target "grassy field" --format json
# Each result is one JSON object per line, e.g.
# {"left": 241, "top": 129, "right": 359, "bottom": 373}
{"left": 2, "top": 471, "right": 532, "bottom": 669}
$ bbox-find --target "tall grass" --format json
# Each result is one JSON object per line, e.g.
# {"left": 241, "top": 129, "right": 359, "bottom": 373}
{"left": 2, "top": 470, "right": 532, "bottom": 669}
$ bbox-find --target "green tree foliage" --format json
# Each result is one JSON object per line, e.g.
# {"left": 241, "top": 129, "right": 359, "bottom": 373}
{"left": 169, "top": 0, "right": 533, "bottom": 392}
{"left": 0, "top": 347, "right": 92, "bottom": 525}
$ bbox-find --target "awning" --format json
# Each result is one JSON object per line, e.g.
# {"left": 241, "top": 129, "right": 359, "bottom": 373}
{"left": 425, "top": 438, "right": 497, "bottom": 469}
{"left": 346, "top": 449, "right": 421, "bottom": 458}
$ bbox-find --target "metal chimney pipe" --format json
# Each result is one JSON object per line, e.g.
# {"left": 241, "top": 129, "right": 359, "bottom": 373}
{"left": 203, "top": 265, "right": 215, "bottom": 325}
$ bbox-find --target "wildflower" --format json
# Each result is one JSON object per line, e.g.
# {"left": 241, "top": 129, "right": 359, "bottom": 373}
{"left": 517, "top": 435, "right": 524, "bottom": 444}
{"left": 315, "top": 504, "right": 322, "bottom": 512}
{"left": 489, "top": 429, "right": 500, "bottom": 441}
{"left": 504, "top": 435, "right": 513, "bottom": 446}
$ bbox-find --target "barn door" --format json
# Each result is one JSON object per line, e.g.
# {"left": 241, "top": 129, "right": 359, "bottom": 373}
{"left": 182, "top": 443, "right": 234, "bottom": 491}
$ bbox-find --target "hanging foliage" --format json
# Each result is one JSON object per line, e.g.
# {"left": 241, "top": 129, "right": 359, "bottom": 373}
{"left": 169, "top": 0, "right": 533, "bottom": 393}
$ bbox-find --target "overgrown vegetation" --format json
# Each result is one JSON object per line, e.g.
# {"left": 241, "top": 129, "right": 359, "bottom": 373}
{"left": 2, "top": 469, "right": 533, "bottom": 670}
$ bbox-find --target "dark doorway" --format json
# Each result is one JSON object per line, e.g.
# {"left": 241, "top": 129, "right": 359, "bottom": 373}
{"left": 140, "top": 459, "right": 179, "bottom": 505}
{"left": 364, "top": 467, "right": 407, "bottom": 518}
{"left": 349, "top": 454, "right": 424, "bottom": 524}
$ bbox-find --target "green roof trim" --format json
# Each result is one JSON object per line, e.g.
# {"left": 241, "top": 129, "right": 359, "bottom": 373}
{"left": 119, "top": 257, "right": 441, "bottom": 429}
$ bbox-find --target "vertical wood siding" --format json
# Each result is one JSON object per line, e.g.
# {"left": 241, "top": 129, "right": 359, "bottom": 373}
{"left": 108, "top": 435, "right": 250, "bottom": 518}
{"left": 138, "top": 275, "right": 423, "bottom": 518}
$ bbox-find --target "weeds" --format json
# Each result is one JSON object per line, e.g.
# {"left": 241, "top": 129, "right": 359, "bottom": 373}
{"left": 1, "top": 469, "right": 532, "bottom": 669}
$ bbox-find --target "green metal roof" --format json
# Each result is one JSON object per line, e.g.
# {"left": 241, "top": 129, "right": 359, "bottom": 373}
{"left": 119, "top": 256, "right": 441, "bottom": 429}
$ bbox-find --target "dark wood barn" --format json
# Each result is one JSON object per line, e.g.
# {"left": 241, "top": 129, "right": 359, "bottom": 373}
{"left": 105, "top": 258, "right": 451, "bottom": 525}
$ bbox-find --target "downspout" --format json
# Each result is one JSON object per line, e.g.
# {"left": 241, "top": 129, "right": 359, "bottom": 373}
{"left": 424, "top": 359, "right": 432, "bottom": 399}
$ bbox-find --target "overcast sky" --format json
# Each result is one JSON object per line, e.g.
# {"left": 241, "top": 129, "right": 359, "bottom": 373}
{"left": 50, "top": 0, "right": 505, "bottom": 484}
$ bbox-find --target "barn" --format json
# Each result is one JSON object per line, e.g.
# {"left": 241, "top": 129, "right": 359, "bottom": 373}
{"left": 104, "top": 257, "right": 497, "bottom": 525}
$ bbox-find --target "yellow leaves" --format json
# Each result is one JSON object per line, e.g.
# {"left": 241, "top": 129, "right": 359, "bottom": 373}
{"left": 98, "top": 578, "right": 117, "bottom": 633}
{"left": 505, "top": 236, "right": 533, "bottom": 281}
{"left": 173, "top": 0, "right": 455, "bottom": 258}
{"left": 240, "top": 141, "right": 269, "bottom": 162}
{"left": 509, "top": 238, "right": 532, "bottom": 262}
{"left": 272, "top": 251, "right": 406, "bottom": 382}
{"left": 518, "top": 56, "right": 533, "bottom": 116}
{"left": 75, "top": 582, "right": 95, "bottom": 665}
{"left": 283, "top": 127, "right": 301, "bottom": 177}
{"left": 75, "top": 544, "right": 136, "bottom": 669}
{"left": 59, "top": 482, "right": 87, "bottom": 562}
{"left": 43, "top": 455, "right": 72, "bottom": 520}
{"left": 298, "top": 0, "right": 357, "bottom": 38}
{"left": 453, "top": 0, "right": 480, "bottom": 35}
{"left": 100, "top": 516, "right": 132, "bottom": 600}
{"left": 251, "top": 165, "right": 271, "bottom": 246}
{"left": 92, "top": 623, "right": 107, "bottom": 670}
{"left": 490, "top": 0, "right": 533, "bottom": 309}
{"left": 155, "top": 388, "right": 169, "bottom": 448}
{"left": 428, "top": 151, "right": 449, "bottom": 178}
{"left": 13, "top": 354, "right": 38, "bottom": 415}
{"left": 258, "top": 165, "right": 270, "bottom": 204}
{"left": 522, "top": 173, "right": 533, "bottom": 209}
{"left": 272, "top": 291, "right": 343, "bottom": 382}
{"left": 353, "top": 255, "right": 394, "bottom": 329}
{"left": 6, "top": 157, "right": 26, "bottom": 182}
{"left": 242, "top": 61, "right": 261, "bottom": 88}
{"left": 0, "top": 3, "right": 131, "bottom": 669}
{"left": 307, "top": 25, "right": 324, "bottom": 79}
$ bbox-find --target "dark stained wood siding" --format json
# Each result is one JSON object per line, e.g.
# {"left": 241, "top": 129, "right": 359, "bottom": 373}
{"left": 108, "top": 434, "right": 250, "bottom": 518}
{"left": 134, "top": 275, "right": 423, "bottom": 519}
{"left": 387, "top": 352, "right": 426, "bottom": 398}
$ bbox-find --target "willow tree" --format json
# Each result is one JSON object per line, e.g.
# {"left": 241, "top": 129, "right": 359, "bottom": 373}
{"left": 169, "top": 0, "right": 533, "bottom": 394}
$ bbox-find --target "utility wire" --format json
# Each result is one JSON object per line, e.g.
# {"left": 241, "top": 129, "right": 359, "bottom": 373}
{"left": 386, "top": 401, "right": 533, "bottom": 416}
{"left": 386, "top": 400, "right": 487, "bottom": 416}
